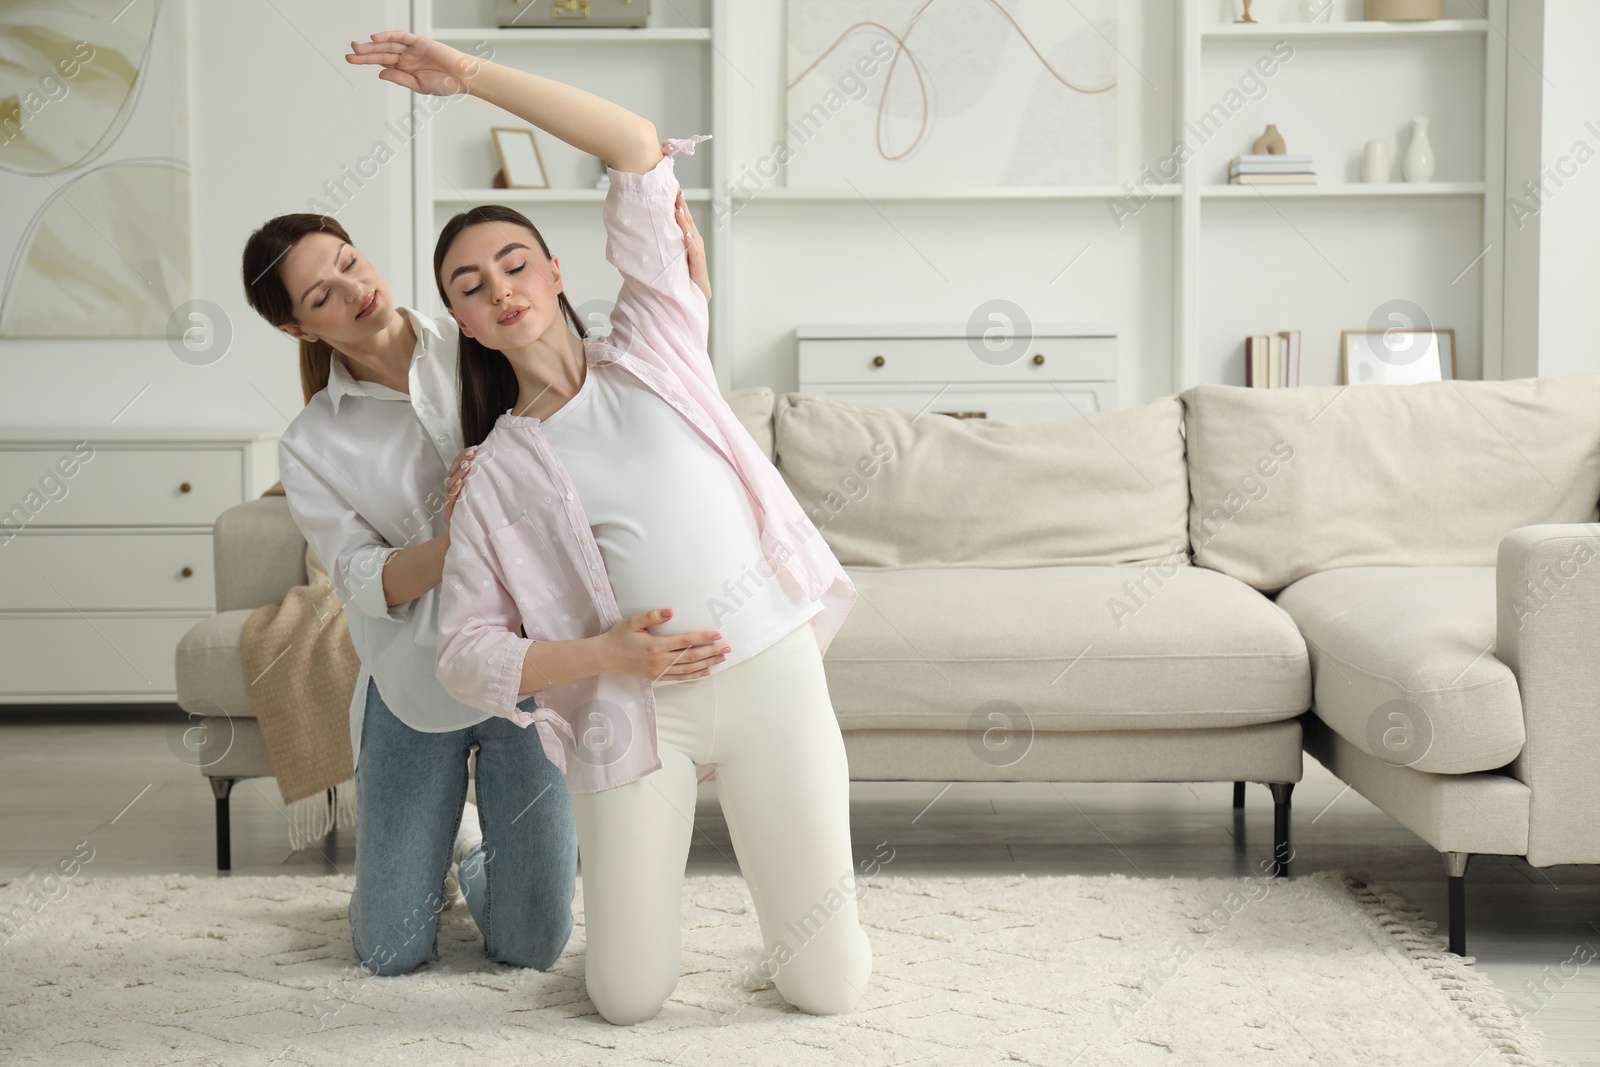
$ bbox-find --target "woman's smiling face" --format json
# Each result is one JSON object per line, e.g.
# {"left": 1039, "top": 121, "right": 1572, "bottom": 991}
{"left": 275, "top": 230, "right": 393, "bottom": 344}
{"left": 439, "top": 219, "right": 564, "bottom": 347}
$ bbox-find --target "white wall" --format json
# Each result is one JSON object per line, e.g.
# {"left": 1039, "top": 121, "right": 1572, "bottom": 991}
{"left": 1502, "top": 0, "right": 1600, "bottom": 380}
{"left": 0, "top": 0, "right": 411, "bottom": 479}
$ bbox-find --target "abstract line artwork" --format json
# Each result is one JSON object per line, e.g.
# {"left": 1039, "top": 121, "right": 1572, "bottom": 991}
{"left": 784, "top": 0, "right": 1118, "bottom": 188}
{"left": 0, "top": 0, "right": 191, "bottom": 338}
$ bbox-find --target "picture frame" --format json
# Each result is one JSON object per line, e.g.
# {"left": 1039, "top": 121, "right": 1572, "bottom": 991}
{"left": 490, "top": 127, "right": 549, "bottom": 189}
{"left": 1340, "top": 327, "right": 1456, "bottom": 385}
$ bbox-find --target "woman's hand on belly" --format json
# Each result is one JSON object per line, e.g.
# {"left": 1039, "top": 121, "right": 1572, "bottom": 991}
{"left": 598, "top": 608, "right": 731, "bottom": 684}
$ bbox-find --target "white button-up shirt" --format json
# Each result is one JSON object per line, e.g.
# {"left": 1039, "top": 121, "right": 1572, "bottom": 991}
{"left": 276, "top": 305, "right": 488, "bottom": 765}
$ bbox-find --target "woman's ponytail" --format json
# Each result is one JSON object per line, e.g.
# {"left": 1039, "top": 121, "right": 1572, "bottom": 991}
{"left": 297, "top": 337, "right": 335, "bottom": 407}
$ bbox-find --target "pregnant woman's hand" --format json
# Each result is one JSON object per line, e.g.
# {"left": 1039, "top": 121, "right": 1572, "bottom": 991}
{"left": 346, "top": 31, "right": 482, "bottom": 97}
{"left": 600, "top": 609, "right": 729, "bottom": 683}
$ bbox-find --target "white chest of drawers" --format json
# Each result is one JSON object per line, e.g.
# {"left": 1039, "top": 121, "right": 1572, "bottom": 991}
{"left": 0, "top": 432, "right": 277, "bottom": 704}
{"left": 795, "top": 322, "right": 1121, "bottom": 422}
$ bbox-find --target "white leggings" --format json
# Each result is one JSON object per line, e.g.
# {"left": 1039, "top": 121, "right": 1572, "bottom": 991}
{"left": 570, "top": 617, "right": 873, "bottom": 1025}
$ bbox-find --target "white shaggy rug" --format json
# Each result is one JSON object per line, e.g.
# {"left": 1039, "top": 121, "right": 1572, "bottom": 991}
{"left": 0, "top": 870, "right": 1561, "bottom": 1067}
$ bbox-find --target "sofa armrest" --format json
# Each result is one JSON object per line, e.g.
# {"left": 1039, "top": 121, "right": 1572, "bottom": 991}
{"left": 1497, "top": 522, "right": 1600, "bottom": 866}
{"left": 214, "top": 496, "right": 308, "bottom": 613}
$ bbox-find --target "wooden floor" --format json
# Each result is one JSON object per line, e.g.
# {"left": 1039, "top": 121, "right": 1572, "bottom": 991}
{"left": 3, "top": 708, "right": 1596, "bottom": 1064}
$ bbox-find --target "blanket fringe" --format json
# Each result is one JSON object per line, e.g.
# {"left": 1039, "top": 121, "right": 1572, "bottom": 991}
{"left": 285, "top": 779, "right": 358, "bottom": 852}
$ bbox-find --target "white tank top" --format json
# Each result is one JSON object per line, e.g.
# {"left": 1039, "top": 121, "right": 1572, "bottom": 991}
{"left": 537, "top": 361, "right": 822, "bottom": 684}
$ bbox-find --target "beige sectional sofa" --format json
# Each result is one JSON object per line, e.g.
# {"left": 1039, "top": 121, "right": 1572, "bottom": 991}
{"left": 176, "top": 371, "right": 1600, "bottom": 956}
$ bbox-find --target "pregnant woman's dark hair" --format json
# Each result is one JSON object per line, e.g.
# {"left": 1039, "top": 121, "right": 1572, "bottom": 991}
{"left": 434, "top": 204, "right": 589, "bottom": 449}
{"left": 241, "top": 213, "right": 355, "bottom": 404}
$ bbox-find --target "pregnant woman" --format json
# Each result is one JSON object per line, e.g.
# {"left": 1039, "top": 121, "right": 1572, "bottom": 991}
{"left": 345, "top": 30, "right": 874, "bottom": 1023}
{"left": 238, "top": 77, "right": 710, "bottom": 975}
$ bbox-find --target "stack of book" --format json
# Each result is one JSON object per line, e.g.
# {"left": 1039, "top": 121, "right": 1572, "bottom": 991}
{"left": 1229, "top": 154, "right": 1315, "bottom": 185}
{"left": 1246, "top": 330, "right": 1301, "bottom": 388}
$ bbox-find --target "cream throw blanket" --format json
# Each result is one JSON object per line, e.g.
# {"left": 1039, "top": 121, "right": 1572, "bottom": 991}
{"left": 240, "top": 483, "right": 359, "bottom": 850}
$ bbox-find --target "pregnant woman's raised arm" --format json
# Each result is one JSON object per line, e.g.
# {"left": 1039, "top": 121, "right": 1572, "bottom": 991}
{"left": 345, "top": 31, "right": 663, "bottom": 174}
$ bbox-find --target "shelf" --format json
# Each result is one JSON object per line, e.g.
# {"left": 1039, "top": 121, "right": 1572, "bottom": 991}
{"left": 1202, "top": 182, "right": 1486, "bottom": 198}
{"left": 1200, "top": 19, "right": 1489, "bottom": 40}
{"left": 752, "top": 185, "right": 1181, "bottom": 202}
{"left": 434, "top": 187, "right": 714, "bottom": 204}
{"left": 430, "top": 27, "right": 710, "bottom": 44}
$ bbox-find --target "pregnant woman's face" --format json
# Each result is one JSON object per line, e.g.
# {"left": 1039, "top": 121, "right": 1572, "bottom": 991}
{"left": 439, "top": 220, "right": 562, "bottom": 350}
{"left": 275, "top": 229, "right": 396, "bottom": 348}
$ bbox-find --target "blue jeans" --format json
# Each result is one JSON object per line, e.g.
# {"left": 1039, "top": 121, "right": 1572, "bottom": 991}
{"left": 348, "top": 677, "right": 578, "bottom": 977}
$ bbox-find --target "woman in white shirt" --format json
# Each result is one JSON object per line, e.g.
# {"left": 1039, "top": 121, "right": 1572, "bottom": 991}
{"left": 239, "top": 211, "right": 576, "bottom": 977}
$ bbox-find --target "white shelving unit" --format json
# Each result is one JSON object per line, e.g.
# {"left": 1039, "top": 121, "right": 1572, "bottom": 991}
{"left": 408, "top": 0, "right": 1509, "bottom": 400}
{"left": 1176, "top": 0, "right": 1507, "bottom": 390}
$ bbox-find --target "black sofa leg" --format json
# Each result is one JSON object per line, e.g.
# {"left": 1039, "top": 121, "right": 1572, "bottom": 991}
{"left": 1268, "top": 782, "right": 1294, "bottom": 878}
{"left": 210, "top": 777, "right": 237, "bottom": 871}
{"left": 1232, "top": 781, "right": 1246, "bottom": 809}
{"left": 1444, "top": 852, "right": 1471, "bottom": 957}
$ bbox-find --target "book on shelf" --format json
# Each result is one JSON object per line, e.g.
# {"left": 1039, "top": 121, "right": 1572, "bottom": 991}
{"left": 1245, "top": 330, "right": 1301, "bottom": 388}
{"left": 1229, "top": 173, "right": 1317, "bottom": 185}
{"left": 1232, "top": 153, "right": 1314, "bottom": 171}
{"left": 1230, "top": 154, "right": 1316, "bottom": 184}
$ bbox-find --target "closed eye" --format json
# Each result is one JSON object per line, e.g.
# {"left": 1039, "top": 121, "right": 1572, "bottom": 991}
{"left": 463, "top": 263, "right": 524, "bottom": 297}
{"left": 313, "top": 257, "right": 357, "bottom": 308}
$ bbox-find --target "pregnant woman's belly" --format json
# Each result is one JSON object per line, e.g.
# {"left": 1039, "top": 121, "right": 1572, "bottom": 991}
{"left": 539, "top": 363, "right": 820, "bottom": 679}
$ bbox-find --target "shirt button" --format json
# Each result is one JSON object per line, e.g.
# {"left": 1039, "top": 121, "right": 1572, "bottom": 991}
{"left": 565, "top": 491, "right": 573, "bottom": 500}
{"left": 436, "top": 434, "right": 447, "bottom": 443}
{"left": 543, "top": 495, "right": 552, "bottom": 504}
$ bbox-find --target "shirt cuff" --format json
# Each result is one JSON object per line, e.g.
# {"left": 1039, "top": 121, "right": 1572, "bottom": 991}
{"left": 497, "top": 632, "right": 536, "bottom": 718}
{"left": 605, "top": 134, "right": 711, "bottom": 199}
{"left": 345, "top": 544, "right": 411, "bottom": 622}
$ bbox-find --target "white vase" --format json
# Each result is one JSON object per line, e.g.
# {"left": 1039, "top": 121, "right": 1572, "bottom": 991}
{"left": 1362, "top": 139, "right": 1391, "bottom": 183}
{"left": 1402, "top": 115, "right": 1435, "bottom": 183}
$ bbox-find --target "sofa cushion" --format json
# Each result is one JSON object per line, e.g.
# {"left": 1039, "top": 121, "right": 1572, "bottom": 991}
{"left": 1180, "top": 373, "right": 1600, "bottom": 593}
{"left": 774, "top": 393, "right": 1189, "bottom": 568}
{"left": 174, "top": 610, "right": 257, "bottom": 719}
{"left": 1274, "top": 566, "right": 1524, "bottom": 775}
{"left": 724, "top": 386, "right": 775, "bottom": 463}
{"left": 825, "top": 563, "right": 1309, "bottom": 732}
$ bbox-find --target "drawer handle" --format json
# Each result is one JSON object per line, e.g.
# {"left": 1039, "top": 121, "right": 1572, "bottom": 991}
{"left": 936, "top": 410, "right": 987, "bottom": 420}
{"left": 181, "top": 566, "right": 194, "bottom": 578}
{"left": 179, "top": 482, "right": 192, "bottom": 494}
{"left": 872, "top": 355, "right": 885, "bottom": 367}
{"left": 1033, "top": 353, "right": 1045, "bottom": 365}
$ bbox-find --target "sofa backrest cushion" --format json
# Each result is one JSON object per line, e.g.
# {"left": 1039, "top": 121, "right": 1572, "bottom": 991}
{"left": 724, "top": 386, "right": 775, "bottom": 463}
{"left": 772, "top": 392, "right": 1189, "bottom": 568}
{"left": 1180, "top": 373, "right": 1600, "bottom": 592}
